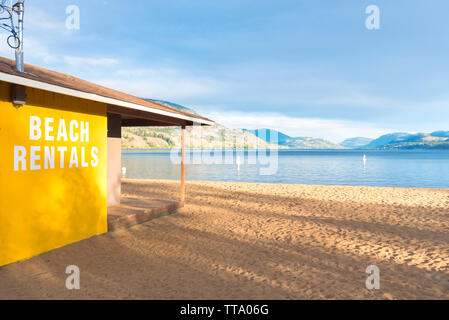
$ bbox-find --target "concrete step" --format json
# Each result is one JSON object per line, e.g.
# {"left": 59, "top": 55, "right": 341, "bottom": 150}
{"left": 107, "top": 197, "right": 181, "bottom": 231}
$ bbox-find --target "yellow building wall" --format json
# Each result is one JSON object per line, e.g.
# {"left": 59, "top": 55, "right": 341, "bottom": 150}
{"left": 0, "top": 81, "right": 108, "bottom": 267}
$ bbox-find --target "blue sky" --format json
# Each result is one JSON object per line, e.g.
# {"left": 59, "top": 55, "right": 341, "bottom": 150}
{"left": 1, "top": 0, "right": 449, "bottom": 142}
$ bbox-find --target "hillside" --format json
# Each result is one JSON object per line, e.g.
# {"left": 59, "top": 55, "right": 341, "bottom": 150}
{"left": 243, "top": 128, "right": 342, "bottom": 149}
{"left": 122, "top": 125, "right": 340, "bottom": 150}
{"left": 378, "top": 133, "right": 449, "bottom": 150}
{"left": 122, "top": 127, "right": 175, "bottom": 148}
{"left": 340, "top": 137, "right": 373, "bottom": 149}
{"left": 361, "top": 132, "right": 449, "bottom": 150}
{"left": 122, "top": 126, "right": 449, "bottom": 150}
{"left": 430, "top": 131, "right": 449, "bottom": 138}
{"left": 364, "top": 133, "right": 411, "bottom": 148}
{"left": 281, "top": 137, "right": 342, "bottom": 149}
{"left": 122, "top": 124, "right": 278, "bottom": 149}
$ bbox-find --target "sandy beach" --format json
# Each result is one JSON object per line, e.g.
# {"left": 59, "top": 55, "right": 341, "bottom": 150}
{"left": 1, "top": 179, "right": 448, "bottom": 299}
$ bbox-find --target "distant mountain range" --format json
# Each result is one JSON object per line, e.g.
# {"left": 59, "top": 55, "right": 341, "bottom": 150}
{"left": 244, "top": 129, "right": 342, "bottom": 149}
{"left": 340, "top": 137, "right": 374, "bottom": 149}
{"left": 243, "top": 129, "right": 449, "bottom": 150}
{"left": 121, "top": 100, "right": 449, "bottom": 150}
{"left": 363, "top": 133, "right": 411, "bottom": 148}
{"left": 359, "top": 132, "right": 449, "bottom": 150}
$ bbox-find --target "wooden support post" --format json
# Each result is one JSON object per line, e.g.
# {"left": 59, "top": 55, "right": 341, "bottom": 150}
{"left": 180, "top": 126, "right": 186, "bottom": 205}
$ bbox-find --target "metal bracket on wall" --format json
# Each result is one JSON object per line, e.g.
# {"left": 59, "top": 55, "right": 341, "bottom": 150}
{"left": 10, "top": 84, "right": 26, "bottom": 107}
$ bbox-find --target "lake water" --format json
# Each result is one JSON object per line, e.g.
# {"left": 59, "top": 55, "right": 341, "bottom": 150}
{"left": 122, "top": 149, "right": 449, "bottom": 189}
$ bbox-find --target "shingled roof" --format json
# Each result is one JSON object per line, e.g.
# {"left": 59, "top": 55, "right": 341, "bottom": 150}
{"left": 0, "top": 56, "right": 213, "bottom": 125}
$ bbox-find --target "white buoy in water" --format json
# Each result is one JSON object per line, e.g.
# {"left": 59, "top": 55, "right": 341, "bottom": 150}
{"left": 236, "top": 155, "right": 241, "bottom": 172}
{"left": 362, "top": 154, "right": 367, "bottom": 166}
{"left": 122, "top": 167, "right": 127, "bottom": 176}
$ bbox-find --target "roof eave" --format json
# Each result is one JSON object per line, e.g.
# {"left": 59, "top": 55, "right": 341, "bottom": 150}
{"left": 0, "top": 71, "right": 214, "bottom": 126}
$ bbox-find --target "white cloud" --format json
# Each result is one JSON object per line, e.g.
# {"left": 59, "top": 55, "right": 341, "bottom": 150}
{"left": 24, "top": 37, "right": 60, "bottom": 63}
{"left": 0, "top": 33, "right": 119, "bottom": 71}
{"left": 96, "top": 68, "right": 224, "bottom": 100}
{"left": 0, "top": 34, "right": 59, "bottom": 63}
{"left": 311, "top": 95, "right": 389, "bottom": 107}
{"left": 63, "top": 56, "right": 118, "bottom": 68}
{"left": 0, "top": 34, "right": 14, "bottom": 58}
{"left": 26, "top": 6, "right": 68, "bottom": 34}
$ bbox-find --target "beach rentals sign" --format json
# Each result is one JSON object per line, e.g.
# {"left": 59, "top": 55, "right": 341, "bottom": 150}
{"left": 14, "top": 116, "right": 99, "bottom": 171}
{"left": 0, "top": 82, "right": 108, "bottom": 267}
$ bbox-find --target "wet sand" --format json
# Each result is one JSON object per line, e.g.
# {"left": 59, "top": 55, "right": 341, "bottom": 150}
{"left": 0, "top": 179, "right": 448, "bottom": 299}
